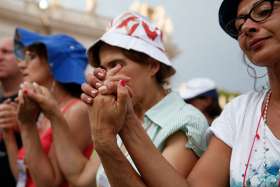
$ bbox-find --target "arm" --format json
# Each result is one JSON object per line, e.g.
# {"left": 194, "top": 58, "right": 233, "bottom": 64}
{"left": 2, "top": 129, "right": 19, "bottom": 179}
{"left": 161, "top": 131, "right": 198, "bottom": 177}
{"left": 120, "top": 119, "right": 231, "bottom": 187}
{"left": 0, "top": 101, "right": 21, "bottom": 179}
{"left": 19, "top": 121, "right": 64, "bottom": 187}
{"left": 21, "top": 82, "right": 99, "bottom": 187}
{"left": 17, "top": 84, "right": 63, "bottom": 187}
{"left": 51, "top": 102, "right": 100, "bottom": 187}
{"left": 89, "top": 82, "right": 147, "bottom": 187}
{"left": 94, "top": 134, "right": 146, "bottom": 187}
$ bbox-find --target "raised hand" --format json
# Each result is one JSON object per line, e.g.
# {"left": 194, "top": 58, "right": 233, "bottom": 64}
{"left": 18, "top": 82, "right": 60, "bottom": 121}
{"left": 0, "top": 99, "right": 19, "bottom": 130}
{"left": 81, "top": 64, "right": 131, "bottom": 105}
{"left": 17, "top": 82, "right": 40, "bottom": 125}
{"left": 89, "top": 80, "right": 131, "bottom": 144}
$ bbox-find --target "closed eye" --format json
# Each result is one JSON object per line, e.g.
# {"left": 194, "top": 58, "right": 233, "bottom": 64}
{"left": 106, "top": 60, "right": 124, "bottom": 70}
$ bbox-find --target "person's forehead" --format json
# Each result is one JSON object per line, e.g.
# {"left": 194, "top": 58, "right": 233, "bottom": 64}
{"left": 238, "top": 0, "right": 261, "bottom": 15}
{"left": 0, "top": 38, "right": 13, "bottom": 50}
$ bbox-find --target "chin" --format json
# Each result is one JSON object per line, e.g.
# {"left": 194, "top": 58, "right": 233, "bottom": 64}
{"left": 249, "top": 48, "right": 280, "bottom": 67}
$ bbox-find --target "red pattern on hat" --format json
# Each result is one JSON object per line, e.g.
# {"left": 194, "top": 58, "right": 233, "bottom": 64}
{"left": 142, "top": 21, "right": 159, "bottom": 41}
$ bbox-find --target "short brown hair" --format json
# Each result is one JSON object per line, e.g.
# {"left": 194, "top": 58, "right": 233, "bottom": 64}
{"left": 92, "top": 43, "right": 176, "bottom": 88}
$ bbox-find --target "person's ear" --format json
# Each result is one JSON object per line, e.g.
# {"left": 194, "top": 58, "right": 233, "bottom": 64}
{"left": 148, "top": 59, "right": 160, "bottom": 77}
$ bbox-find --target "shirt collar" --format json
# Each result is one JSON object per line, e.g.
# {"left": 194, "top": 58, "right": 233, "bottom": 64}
{"left": 144, "top": 92, "right": 186, "bottom": 128}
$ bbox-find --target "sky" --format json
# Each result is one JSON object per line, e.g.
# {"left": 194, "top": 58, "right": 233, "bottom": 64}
{"left": 61, "top": 0, "right": 268, "bottom": 93}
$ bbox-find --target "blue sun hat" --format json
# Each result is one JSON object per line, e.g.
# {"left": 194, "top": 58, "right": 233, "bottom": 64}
{"left": 219, "top": 0, "right": 240, "bottom": 39}
{"left": 14, "top": 28, "right": 88, "bottom": 85}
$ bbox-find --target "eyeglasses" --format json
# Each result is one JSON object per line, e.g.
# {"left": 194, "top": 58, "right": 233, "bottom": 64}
{"left": 225, "top": 0, "right": 280, "bottom": 38}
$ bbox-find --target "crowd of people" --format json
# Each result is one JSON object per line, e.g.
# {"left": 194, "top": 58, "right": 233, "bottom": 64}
{"left": 0, "top": 0, "right": 279, "bottom": 186}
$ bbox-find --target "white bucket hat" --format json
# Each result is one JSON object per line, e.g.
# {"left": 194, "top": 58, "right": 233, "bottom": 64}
{"left": 88, "top": 11, "right": 172, "bottom": 68}
{"left": 178, "top": 78, "right": 218, "bottom": 100}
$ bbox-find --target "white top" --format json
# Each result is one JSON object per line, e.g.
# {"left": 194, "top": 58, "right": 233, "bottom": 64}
{"left": 208, "top": 90, "right": 280, "bottom": 186}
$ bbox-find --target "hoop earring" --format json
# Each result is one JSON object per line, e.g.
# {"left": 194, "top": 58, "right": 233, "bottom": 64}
{"left": 242, "top": 54, "right": 268, "bottom": 91}
{"left": 50, "top": 80, "right": 56, "bottom": 93}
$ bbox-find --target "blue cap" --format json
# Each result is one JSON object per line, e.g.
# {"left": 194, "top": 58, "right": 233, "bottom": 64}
{"left": 219, "top": 0, "right": 240, "bottom": 39}
{"left": 14, "top": 28, "right": 88, "bottom": 85}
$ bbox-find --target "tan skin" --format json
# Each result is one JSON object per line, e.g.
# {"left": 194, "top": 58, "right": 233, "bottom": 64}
{"left": 76, "top": 44, "right": 200, "bottom": 187}
{"left": 96, "top": 44, "right": 198, "bottom": 175}
{"left": 46, "top": 43, "right": 198, "bottom": 187}
{"left": 0, "top": 38, "right": 23, "bottom": 129}
{"left": 4, "top": 48, "right": 91, "bottom": 187}
{"left": 0, "top": 38, "right": 22, "bottom": 97}
{"left": 80, "top": 0, "right": 280, "bottom": 186}
{"left": 0, "top": 38, "right": 23, "bottom": 184}
{"left": 238, "top": 0, "right": 280, "bottom": 140}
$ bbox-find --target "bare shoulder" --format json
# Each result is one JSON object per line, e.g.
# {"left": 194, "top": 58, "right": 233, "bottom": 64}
{"left": 64, "top": 100, "right": 88, "bottom": 118}
{"left": 165, "top": 131, "right": 188, "bottom": 147}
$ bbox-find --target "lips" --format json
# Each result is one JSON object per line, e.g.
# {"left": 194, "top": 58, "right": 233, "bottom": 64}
{"left": 247, "top": 37, "right": 270, "bottom": 51}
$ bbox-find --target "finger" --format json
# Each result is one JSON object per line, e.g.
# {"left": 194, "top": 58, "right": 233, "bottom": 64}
{"left": 23, "top": 88, "right": 44, "bottom": 105}
{"left": 98, "top": 81, "right": 117, "bottom": 95}
{"left": 3, "top": 99, "right": 11, "bottom": 104}
{"left": 107, "top": 75, "right": 131, "bottom": 82}
{"left": 0, "top": 123, "right": 16, "bottom": 129}
{"left": 17, "top": 90, "right": 24, "bottom": 105}
{"left": 9, "top": 102, "right": 18, "bottom": 109}
{"left": 0, "top": 104, "right": 13, "bottom": 112}
{"left": 0, "top": 110, "right": 16, "bottom": 118}
{"left": 86, "top": 72, "right": 103, "bottom": 89}
{"left": 0, "top": 118, "right": 15, "bottom": 125}
{"left": 81, "top": 83, "right": 98, "bottom": 98}
{"left": 81, "top": 93, "right": 93, "bottom": 105}
{"left": 21, "top": 82, "right": 36, "bottom": 95}
{"left": 32, "top": 82, "right": 43, "bottom": 95}
{"left": 116, "top": 80, "right": 130, "bottom": 114}
{"left": 106, "top": 64, "right": 122, "bottom": 77}
{"left": 93, "top": 67, "right": 106, "bottom": 80}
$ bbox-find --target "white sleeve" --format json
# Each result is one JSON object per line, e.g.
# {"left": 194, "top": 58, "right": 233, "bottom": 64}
{"left": 206, "top": 101, "right": 237, "bottom": 148}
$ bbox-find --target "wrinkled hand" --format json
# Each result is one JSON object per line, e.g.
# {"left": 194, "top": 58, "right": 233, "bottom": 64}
{"left": 89, "top": 80, "right": 132, "bottom": 145}
{"left": 17, "top": 82, "right": 60, "bottom": 125}
{"left": 81, "top": 64, "right": 131, "bottom": 105}
{"left": 0, "top": 99, "right": 19, "bottom": 129}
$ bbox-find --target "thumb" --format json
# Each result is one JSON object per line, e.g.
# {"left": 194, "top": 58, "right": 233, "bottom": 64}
{"left": 3, "top": 98, "right": 11, "bottom": 104}
{"left": 116, "top": 80, "right": 129, "bottom": 114}
{"left": 22, "top": 89, "right": 43, "bottom": 106}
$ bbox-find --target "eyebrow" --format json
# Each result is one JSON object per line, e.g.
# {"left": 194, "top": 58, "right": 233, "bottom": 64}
{"left": 100, "top": 59, "right": 125, "bottom": 69}
{"left": 237, "top": 0, "right": 262, "bottom": 17}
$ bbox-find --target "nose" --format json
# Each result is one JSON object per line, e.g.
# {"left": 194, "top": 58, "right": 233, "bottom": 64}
{"left": 17, "top": 60, "right": 27, "bottom": 72}
{"left": 241, "top": 19, "right": 259, "bottom": 37}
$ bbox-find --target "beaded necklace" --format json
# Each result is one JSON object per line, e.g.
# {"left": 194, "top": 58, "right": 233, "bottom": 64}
{"left": 242, "top": 90, "right": 272, "bottom": 187}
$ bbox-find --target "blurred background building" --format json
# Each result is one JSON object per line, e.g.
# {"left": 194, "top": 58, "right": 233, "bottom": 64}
{"left": 1, "top": 0, "right": 259, "bottom": 104}
{"left": 0, "top": 0, "right": 109, "bottom": 47}
{"left": 0, "top": 0, "right": 178, "bottom": 57}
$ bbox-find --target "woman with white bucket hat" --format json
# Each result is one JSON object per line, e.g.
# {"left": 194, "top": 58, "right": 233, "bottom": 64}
{"left": 53, "top": 11, "right": 208, "bottom": 187}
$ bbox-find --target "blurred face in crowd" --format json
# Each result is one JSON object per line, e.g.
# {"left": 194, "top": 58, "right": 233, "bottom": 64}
{"left": 98, "top": 44, "right": 160, "bottom": 106}
{"left": 237, "top": 0, "right": 280, "bottom": 67}
{"left": 17, "top": 45, "right": 53, "bottom": 86}
{"left": 0, "top": 38, "right": 21, "bottom": 80}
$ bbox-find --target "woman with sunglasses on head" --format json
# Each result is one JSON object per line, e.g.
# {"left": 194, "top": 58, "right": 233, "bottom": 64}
{"left": 4, "top": 28, "right": 93, "bottom": 187}
{"left": 82, "top": 0, "right": 280, "bottom": 186}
